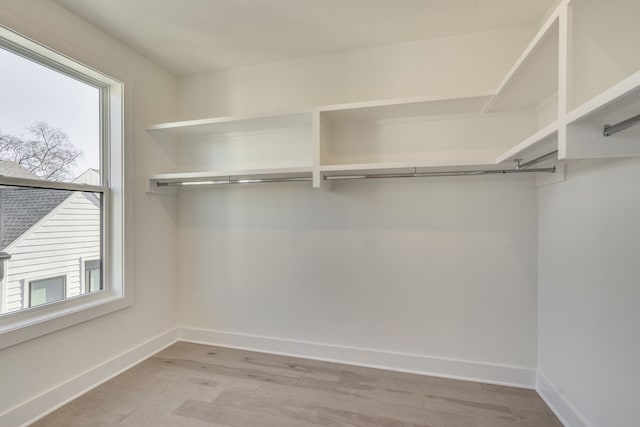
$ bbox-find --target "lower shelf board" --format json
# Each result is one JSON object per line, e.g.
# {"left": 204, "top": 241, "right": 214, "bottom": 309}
{"left": 148, "top": 167, "right": 313, "bottom": 193}
{"left": 495, "top": 122, "right": 559, "bottom": 164}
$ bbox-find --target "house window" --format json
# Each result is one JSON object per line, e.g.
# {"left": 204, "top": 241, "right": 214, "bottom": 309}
{"left": 0, "top": 25, "right": 128, "bottom": 349}
{"left": 0, "top": 36, "right": 103, "bottom": 314}
{"left": 29, "top": 276, "right": 66, "bottom": 307}
{"left": 84, "top": 259, "right": 102, "bottom": 294}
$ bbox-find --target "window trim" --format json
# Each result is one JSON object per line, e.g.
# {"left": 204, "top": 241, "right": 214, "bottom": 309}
{"left": 0, "top": 25, "right": 131, "bottom": 350}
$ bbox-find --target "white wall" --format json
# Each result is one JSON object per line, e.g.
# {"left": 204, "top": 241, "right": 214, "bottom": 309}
{"left": 538, "top": 157, "right": 640, "bottom": 427}
{"left": 0, "top": 0, "right": 178, "bottom": 423}
{"left": 568, "top": 0, "right": 640, "bottom": 110}
{"left": 174, "top": 24, "right": 541, "bottom": 384}
{"left": 178, "top": 25, "right": 535, "bottom": 118}
{"left": 178, "top": 175, "right": 539, "bottom": 381}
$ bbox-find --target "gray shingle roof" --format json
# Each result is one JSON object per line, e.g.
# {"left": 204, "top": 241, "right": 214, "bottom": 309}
{"left": 0, "top": 187, "right": 72, "bottom": 251}
{"left": 0, "top": 160, "right": 39, "bottom": 180}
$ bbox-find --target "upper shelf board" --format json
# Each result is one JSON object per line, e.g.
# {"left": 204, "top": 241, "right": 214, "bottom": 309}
{"left": 147, "top": 112, "right": 313, "bottom": 138}
{"left": 483, "top": 14, "right": 560, "bottom": 113}
{"left": 320, "top": 94, "right": 493, "bottom": 122}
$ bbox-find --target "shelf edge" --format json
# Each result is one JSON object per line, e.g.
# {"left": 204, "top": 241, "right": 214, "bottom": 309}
{"left": 565, "top": 69, "right": 640, "bottom": 125}
{"left": 320, "top": 159, "right": 498, "bottom": 173}
{"left": 317, "top": 91, "right": 496, "bottom": 113}
{"left": 149, "top": 167, "right": 313, "bottom": 181}
{"left": 147, "top": 111, "right": 314, "bottom": 132}
{"left": 492, "top": 2, "right": 563, "bottom": 98}
{"left": 495, "top": 121, "right": 559, "bottom": 163}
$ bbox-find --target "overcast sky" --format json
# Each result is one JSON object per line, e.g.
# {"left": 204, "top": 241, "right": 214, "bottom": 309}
{"left": 0, "top": 46, "right": 100, "bottom": 180}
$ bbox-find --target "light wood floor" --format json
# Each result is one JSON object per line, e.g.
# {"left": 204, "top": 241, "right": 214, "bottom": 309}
{"left": 33, "top": 342, "right": 562, "bottom": 427}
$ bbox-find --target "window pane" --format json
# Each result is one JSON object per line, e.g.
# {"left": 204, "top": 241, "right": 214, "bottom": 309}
{"left": 0, "top": 46, "right": 100, "bottom": 183}
{"left": 29, "top": 276, "right": 65, "bottom": 307}
{"left": 85, "top": 259, "right": 102, "bottom": 293}
{"left": 0, "top": 186, "right": 102, "bottom": 314}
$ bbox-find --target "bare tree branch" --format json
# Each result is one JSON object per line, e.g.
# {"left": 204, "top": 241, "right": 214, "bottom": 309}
{"left": 0, "top": 122, "right": 83, "bottom": 181}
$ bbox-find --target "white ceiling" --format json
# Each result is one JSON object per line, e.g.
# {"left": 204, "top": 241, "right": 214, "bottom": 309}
{"left": 55, "top": 0, "right": 556, "bottom": 76}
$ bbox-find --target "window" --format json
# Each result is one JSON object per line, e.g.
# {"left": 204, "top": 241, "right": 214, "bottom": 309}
{"left": 0, "top": 34, "right": 103, "bottom": 315}
{"left": 29, "top": 276, "right": 66, "bottom": 307}
{"left": 0, "top": 25, "right": 128, "bottom": 349}
{"left": 84, "top": 259, "right": 102, "bottom": 294}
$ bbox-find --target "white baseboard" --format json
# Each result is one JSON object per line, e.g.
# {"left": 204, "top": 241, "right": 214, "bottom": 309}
{"left": 178, "top": 327, "right": 536, "bottom": 389}
{"left": 1, "top": 328, "right": 179, "bottom": 427}
{"left": 0, "top": 326, "right": 542, "bottom": 426}
{"left": 536, "top": 371, "right": 591, "bottom": 427}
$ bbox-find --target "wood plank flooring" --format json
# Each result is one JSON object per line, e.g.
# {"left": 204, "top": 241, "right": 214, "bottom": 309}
{"left": 33, "top": 342, "right": 563, "bottom": 426}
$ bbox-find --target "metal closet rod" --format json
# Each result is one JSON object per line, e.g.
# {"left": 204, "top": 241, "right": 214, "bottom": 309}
{"left": 157, "top": 166, "right": 556, "bottom": 187}
{"left": 324, "top": 167, "right": 555, "bottom": 181}
{"left": 156, "top": 166, "right": 556, "bottom": 187}
{"left": 603, "top": 113, "right": 640, "bottom": 137}
{"left": 517, "top": 150, "right": 558, "bottom": 170}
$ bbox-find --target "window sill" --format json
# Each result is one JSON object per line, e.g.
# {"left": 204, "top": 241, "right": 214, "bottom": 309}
{"left": 0, "top": 289, "right": 132, "bottom": 350}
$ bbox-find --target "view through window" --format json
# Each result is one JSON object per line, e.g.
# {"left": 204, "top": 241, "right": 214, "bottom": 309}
{"left": 0, "top": 44, "right": 103, "bottom": 315}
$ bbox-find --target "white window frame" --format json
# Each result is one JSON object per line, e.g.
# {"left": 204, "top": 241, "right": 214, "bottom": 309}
{"left": 0, "top": 260, "right": 7, "bottom": 314}
{"left": 0, "top": 25, "right": 131, "bottom": 349}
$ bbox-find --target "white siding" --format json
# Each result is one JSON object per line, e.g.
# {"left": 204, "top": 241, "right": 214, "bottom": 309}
{"left": 2, "top": 193, "right": 101, "bottom": 312}
{"left": 73, "top": 169, "right": 100, "bottom": 186}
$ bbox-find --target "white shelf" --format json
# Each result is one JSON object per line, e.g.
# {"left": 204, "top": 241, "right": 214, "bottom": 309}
{"left": 150, "top": 167, "right": 312, "bottom": 183}
{"left": 319, "top": 110, "right": 537, "bottom": 169}
{"left": 147, "top": 167, "right": 312, "bottom": 194}
{"left": 482, "top": 10, "right": 560, "bottom": 114}
{"left": 320, "top": 94, "right": 493, "bottom": 122}
{"left": 566, "top": 70, "right": 640, "bottom": 125}
{"left": 320, "top": 158, "right": 498, "bottom": 175}
{"left": 146, "top": 0, "right": 640, "bottom": 190}
{"left": 564, "top": 70, "right": 640, "bottom": 159}
{"left": 147, "top": 112, "right": 313, "bottom": 137}
{"left": 568, "top": 0, "right": 640, "bottom": 110}
{"left": 496, "top": 121, "right": 559, "bottom": 164}
{"left": 148, "top": 111, "right": 314, "bottom": 185}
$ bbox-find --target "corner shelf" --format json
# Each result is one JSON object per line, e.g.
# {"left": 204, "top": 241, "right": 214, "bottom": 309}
{"left": 482, "top": 12, "right": 559, "bottom": 122}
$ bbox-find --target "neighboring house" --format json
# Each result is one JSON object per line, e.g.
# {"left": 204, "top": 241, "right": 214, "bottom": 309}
{"left": 0, "top": 159, "right": 40, "bottom": 180}
{"left": 0, "top": 162, "right": 101, "bottom": 313}
{"left": 74, "top": 168, "right": 101, "bottom": 186}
